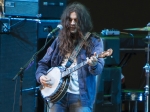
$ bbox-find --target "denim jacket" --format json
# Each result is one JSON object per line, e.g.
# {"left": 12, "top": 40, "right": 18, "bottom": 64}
{"left": 35, "top": 36, "right": 104, "bottom": 108}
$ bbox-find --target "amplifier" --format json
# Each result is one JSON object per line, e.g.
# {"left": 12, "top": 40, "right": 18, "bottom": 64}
{"left": 4, "top": 0, "right": 67, "bottom": 19}
{"left": 38, "top": 19, "right": 61, "bottom": 38}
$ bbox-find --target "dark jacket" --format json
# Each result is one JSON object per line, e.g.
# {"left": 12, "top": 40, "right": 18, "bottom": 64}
{"left": 35, "top": 35, "right": 104, "bottom": 108}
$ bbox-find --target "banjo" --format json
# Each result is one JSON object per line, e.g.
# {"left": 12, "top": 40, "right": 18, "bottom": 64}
{"left": 40, "top": 48, "right": 113, "bottom": 103}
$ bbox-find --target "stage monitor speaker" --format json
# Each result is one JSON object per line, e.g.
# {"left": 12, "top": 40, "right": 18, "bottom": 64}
{"left": 4, "top": 0, "right": 67, "bottom": 19}
{"left": 102, "top": 37, "right": 120, "bottom": 66}
{"left": 0, "top": 17, "right": 38, "bottom": 112}
{"left": 94, "top": 67, "right": 121, "bottom": 112}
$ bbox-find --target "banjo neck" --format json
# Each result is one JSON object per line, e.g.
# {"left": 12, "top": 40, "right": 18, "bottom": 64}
{"left": 61, "top": 48, "right": 113, "bottom": 78}
{"left": 62, "top": 60, "right": 87, "bottom": 78}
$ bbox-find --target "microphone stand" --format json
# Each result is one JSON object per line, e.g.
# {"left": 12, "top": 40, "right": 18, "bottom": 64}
{"left": 12, "top": 33, "right": 56, "bottom": 112}
{"left": 144, "top": 43, "right": 150, "bottom": 112}
{"left": 143, "top": 27, "right": 150, "bottom": 112}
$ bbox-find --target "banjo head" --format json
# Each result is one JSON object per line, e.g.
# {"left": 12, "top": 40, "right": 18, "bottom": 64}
{"left": 41, "top": 67, "right": 62, "bottom": 98}
{"left": 40, "top": 67, "right": 70, "bottom": 103}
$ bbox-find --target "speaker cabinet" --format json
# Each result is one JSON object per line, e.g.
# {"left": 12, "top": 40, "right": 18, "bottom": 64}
{"left": 37, "top": 20, "right": 60, "bottom": 38}
{"left": 94, "top": 67, "right": 121, "bottom": 112}
{"left": 0, "top": 18, "right": 38, "bottom": 112}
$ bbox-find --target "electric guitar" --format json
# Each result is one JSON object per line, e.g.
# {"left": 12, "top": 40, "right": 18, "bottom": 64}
{"left": 40, "top": 48, "right": 113, "bottom": 103}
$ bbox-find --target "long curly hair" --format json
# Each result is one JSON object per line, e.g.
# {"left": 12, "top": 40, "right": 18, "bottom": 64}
{"left": 58, "top": 2, "right": 94, "bottom": 56}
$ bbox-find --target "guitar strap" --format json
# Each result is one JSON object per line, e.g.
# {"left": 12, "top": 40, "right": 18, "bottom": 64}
{"left": 65, "top": 32, "right": 91, "bottom": 68}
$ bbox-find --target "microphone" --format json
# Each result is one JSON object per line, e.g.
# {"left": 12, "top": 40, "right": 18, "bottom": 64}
{"left": 47, "top": 24, "right": 63, "bottom": 37}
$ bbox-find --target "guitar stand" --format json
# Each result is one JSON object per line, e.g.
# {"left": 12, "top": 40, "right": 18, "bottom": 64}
{"left": 22, "top": 86, "right": 39, "bottom": 112}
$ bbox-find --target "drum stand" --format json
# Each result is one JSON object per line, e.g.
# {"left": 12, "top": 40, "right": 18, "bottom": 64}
{"left": 127, "top": 100, "right": 137, "bottom": 112}
{"left": 143, "top": 29, "right": 150, "bottom": 112}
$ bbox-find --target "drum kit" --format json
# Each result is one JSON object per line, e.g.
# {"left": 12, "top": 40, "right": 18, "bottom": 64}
{"left": 123, "top": 23, "right": 150, "bottom": 112}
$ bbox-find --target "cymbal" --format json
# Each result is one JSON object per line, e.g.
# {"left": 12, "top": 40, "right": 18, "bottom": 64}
{"left": 124, "top": 27, "right": 150, "bottom": 31}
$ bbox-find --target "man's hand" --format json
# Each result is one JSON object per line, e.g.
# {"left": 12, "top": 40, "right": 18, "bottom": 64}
{"left": 87, "top": 52, "right": 98, "bottom": 66}
{"left": 40, "top": 75, "right": 53, "bottom": 88}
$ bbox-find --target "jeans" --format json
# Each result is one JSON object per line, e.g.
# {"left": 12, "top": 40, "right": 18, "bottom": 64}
{"left": 48, "top": 92, "right": 92, "bottom": 112}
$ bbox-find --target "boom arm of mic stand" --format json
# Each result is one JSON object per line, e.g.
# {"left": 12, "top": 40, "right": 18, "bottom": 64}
{"left": 12, "top": 33, "right": 55, "bottom": 80}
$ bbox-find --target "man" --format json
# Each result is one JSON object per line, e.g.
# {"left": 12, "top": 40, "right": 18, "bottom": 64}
{"left": 35, "top": 2, "right": 104, "bottom": 112}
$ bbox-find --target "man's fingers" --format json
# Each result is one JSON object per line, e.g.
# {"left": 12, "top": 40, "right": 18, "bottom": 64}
{"left": 94, "top": 52, "right": 97, "bottom": 56}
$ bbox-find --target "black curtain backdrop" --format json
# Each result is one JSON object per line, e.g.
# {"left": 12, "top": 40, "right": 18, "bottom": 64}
{"left": 68, "top": 0, "right": 150, "bottom": 32}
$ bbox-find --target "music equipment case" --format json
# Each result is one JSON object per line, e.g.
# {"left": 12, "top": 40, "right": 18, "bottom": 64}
{"left": 4, "top": 0, "right": 67, "bottom": 19}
